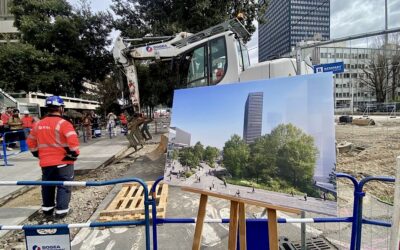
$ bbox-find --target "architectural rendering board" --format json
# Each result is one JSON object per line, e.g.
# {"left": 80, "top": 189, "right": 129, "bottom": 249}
{"left": 164, "top": 73, "right": 337, "bottom": 216}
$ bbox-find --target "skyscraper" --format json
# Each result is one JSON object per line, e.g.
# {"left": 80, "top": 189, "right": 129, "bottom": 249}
{"left": 243, "top": 92, "right": 263, "bottom": 144}
{"left": 258, "top": 0, "right": 330, "bottom": 62}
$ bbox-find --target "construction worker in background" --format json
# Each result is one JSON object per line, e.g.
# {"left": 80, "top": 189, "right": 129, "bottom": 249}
{"left": 1, "top": 107, "right": 12, "bottom": 127}
{"left": 120, "top": 112, "right": 128, "bottom": 135}
{"left": 8, "top": 109, "right": 23, "bottom": 131}
{"left": 27, "top": 96, "right": 80, "bottom": 219}
{"left": 21, "top": 110, "right": 34, "bottom": 130}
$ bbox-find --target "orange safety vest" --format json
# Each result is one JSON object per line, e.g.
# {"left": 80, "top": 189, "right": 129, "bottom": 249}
{"left": 1, "top": 113, "right": 10, "bottom": 125}
{"left": 27, "top": 115, "right": 80, "bottom": 167}
{"left": 22, "top": 116, "right": 34, "bottom": 129}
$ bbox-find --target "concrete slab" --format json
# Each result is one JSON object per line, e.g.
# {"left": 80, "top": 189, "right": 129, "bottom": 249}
{"left": 0, "top": 206, "right": 40, "bottom": 238}
{"left": 75, "top": 136, "right": 129, "bottom": 173}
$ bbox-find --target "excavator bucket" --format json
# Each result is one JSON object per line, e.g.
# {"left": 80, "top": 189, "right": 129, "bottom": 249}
{"left": 145, "top": 134, "right": 168, "bottom": 161}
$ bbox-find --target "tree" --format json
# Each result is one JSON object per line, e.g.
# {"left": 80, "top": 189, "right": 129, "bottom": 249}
{"left": 171, "top": 149, "right": 179, "bottom": 160}
{"left": 360, "top": 52, "right": 391, "bottom": 103}
{"left": 112, "top": 0, "right": 267, "bottom": 40}
{"left": 203, "top": 146, "right": 219, "bottom": 167}
{"left": 193, "top": 142, "right": 205, "bottom": 161}
{"left": 223, "top": 134, "right": 249, "bottom": 178}
{"left": 273, "top": 124, "right": 318, "bottom": 190}
{"left": 248, "top": 135, "right": 278, "bottom": 183}
{"left": 111, "top": 0, "right": 267, "bottom": 108}
{"left": 0, "top": 43, "right": 54, "bottom": 92}
{"left": 2, "top": 0, "right": 113, "bottom": 95}
{"left": 96, "top": 71, "right": 122, "bottom": 116}
{"left": 179, "top": 147, "right": 199, "bottom": 168}
{"left": 359, "top": 36, "right": 400, "bottom": 103}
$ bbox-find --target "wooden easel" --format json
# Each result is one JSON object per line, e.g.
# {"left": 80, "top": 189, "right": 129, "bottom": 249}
{"left": 182, "top": 187, "right": 301, "bottom": 250}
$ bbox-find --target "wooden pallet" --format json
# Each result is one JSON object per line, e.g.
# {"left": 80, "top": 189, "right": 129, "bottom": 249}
{"left": 98, "top": 181, "right": 168, "bottom": 221}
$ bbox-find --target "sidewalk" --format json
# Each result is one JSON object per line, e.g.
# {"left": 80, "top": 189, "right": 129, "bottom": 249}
{"left": 0, "top": 133, "right": 129, "bottom": 238}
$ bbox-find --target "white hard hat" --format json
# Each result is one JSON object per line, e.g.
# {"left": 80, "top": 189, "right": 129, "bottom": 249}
{"left": 23, "top": 110, "right": 29, "bottom": 114}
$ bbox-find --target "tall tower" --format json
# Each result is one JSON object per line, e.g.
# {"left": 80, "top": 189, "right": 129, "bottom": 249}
{"left": 243, "top": 92, "right": 263, "bottom": 144}
{"left": 258, "top": 0, "right": 330, "bottom": 62}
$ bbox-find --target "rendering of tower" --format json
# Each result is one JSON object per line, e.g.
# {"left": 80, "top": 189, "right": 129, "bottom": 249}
{"left": 243, "top": 92, "right": 264, "bottom": 144}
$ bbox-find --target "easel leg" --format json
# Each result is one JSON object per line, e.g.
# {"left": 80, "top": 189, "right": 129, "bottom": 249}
{"left": 228, "top": 201, "right": 239, "bottom": 250}
{"left": 267, "top": 208, "right": 279, "bottom": 250}
{"left": 192, "top": 194, "right": 208, "bottom": 250}
{"left": 238, "top": 202, "right": 246, "bottom": 250}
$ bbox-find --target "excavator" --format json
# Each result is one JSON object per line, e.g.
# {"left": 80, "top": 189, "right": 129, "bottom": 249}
{"left": 112, "top": 18, "right": 312, "bottom": 153}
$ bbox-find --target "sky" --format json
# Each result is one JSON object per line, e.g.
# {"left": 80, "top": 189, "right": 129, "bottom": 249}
{"left": 68, "top": 0, "right": 400, "bottom": 64}
{"left": 170, "top": 73, "right": 336, "bottom": 180}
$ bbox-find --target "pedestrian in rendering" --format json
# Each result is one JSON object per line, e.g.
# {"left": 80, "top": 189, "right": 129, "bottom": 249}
{"left": 304, "top": 193, "right": 308, "bottom": 201}
{"left": 291, "top": 190, "right": 294, "bottom": 197}
{"left": 209, "top": 186, "right": 212, "bottom": 191}
{"left": 223, "top": 179, "right": 227, "bottom": 188}
{"left": 198, "top": 176, "right": 201, "bottom": 183}
{"left": 252, "top": 186, "right": 255, "bottom": 193}
{"left": 323, "top": 192, "right": 326, "bottom": 201}
{"left": 27, "top": 96, "right": 80, "bottom": 219}
{"left": 236, "top": 189, "right": 240, "bottom": 197}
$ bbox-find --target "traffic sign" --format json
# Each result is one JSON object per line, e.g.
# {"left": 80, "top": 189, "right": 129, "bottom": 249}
{"left": 314, "top": 62, "right": 344, "bottom": 74}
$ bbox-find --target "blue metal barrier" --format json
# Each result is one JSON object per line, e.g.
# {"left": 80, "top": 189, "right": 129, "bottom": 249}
{"left": 0, "top": 177, "right": 152, "bottom": 250}
{"left": 150, "top": 173, "right": 395, "bottom": 250}
{"left": 1, "top": 129, "right": 30, "bottom": 166}
{"left": 0, "top": 173, "right": 395, "bottom": 249}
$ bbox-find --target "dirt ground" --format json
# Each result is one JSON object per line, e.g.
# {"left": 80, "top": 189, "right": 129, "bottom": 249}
{"left": 336, "top": 115, "right": 399, "bottom": 203}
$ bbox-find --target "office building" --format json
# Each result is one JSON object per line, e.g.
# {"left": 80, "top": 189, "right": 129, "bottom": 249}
{"left": 308, "top": 43, "right": 400, "bottom": 110}
{"left": 259, "top": 0, "right": 330, "bottom": 62}
{"left": 0, "top": 0, "right": 19, "bottom": 42}
{"left": 243, "top": 92, "right": 263, "bottom": 144}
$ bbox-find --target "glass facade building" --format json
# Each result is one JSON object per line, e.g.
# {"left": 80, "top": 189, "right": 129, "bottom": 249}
{"left": 259, "top": 0, "right": 330, "bottom": 62}
{"left": 243, "top": 92, "right": 263, "bottom": 144}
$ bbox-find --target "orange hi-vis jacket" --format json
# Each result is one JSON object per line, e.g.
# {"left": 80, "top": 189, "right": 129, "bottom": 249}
{"left": 22, "top": 115, "right": 34, "bottom": 129}
{"left": 27, "top": 115, "right": 80, "bottom": 167}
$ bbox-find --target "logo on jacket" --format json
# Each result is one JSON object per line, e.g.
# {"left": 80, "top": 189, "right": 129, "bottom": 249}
{"left": 32, "top": 246, "right": 41, "bottom": 250}
{"left": 146, "top": 46, "right": 153, "bottom": 52}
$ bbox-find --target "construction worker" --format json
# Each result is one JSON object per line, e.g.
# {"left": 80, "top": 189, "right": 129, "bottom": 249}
{"left": 21, "top": 110, "right": 35, "bottom": 130}
{"left": 27, "top": 96, "right": 80, "bottom": 219}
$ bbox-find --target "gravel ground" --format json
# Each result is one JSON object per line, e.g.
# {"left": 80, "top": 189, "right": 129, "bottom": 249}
{"left": 0, "top": 144, "right": 158, "bottom": 250}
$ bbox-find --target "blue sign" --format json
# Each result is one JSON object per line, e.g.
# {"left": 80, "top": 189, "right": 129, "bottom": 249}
{"left": 314, "top": 62, "right": 344, "bottom": 74}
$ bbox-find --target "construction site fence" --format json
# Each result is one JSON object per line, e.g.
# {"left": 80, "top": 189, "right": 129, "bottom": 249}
{"left": 0, "top": 173, "right": 396, "bottom": 250}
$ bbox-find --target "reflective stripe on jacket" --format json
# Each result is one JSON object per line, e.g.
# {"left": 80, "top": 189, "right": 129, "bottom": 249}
{"left": 27, "top": 115, "right": 80, "bottom": 167}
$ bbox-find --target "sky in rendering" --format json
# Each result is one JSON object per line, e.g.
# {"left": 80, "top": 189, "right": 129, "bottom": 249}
{"left": 170, "top": 73, "right": 336, "bottom": 180}
{"left": 68, "top": 0, "right": 400, "bottom": 64}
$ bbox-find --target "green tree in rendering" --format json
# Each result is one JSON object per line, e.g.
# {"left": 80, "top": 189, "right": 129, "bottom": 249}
{"left": 248, "top": 134, "right": 279, "bottom": 183}
{"left": 171, "top": 149, "right": 180, "bottom": 161}
{"left": 179, "top": 147, "right": 200, "bottom": 168}
{"left": 203, "top": 146, "right": 220, "bottom": 167}
{"left": 273, "top": 124, "right": 318, "bottom": 190}
{"left": 223, "top": 134, "right": 249, "bottom": 178}
{"left": 193, "top": 142, "right": 205, "bottom": 161}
